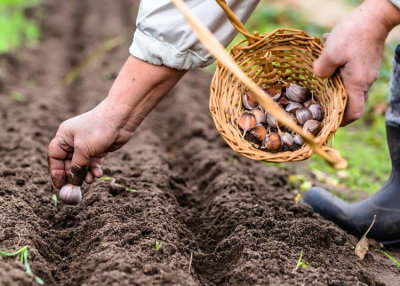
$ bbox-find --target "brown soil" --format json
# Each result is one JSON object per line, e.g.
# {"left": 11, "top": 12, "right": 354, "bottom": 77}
{"left": 0, "top": 0, "right": 400, "bottom": 285}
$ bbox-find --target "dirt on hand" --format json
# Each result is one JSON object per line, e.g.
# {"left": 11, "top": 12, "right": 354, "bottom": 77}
{"left": 0, "top": 0, "right": 399, "bottom": 285}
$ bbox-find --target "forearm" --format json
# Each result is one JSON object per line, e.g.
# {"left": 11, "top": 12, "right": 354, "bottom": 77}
{"left": 103, "top": 56, "right": 186, "bottom": 132}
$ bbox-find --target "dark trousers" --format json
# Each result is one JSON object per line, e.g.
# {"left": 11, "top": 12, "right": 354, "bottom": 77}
{"left": 387, "top": 45, "right": 400, "bottom": 125}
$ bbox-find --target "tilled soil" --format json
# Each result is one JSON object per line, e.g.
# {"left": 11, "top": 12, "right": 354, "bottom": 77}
{"left": 0, "top": 1, "right": 400, "bottom": 285}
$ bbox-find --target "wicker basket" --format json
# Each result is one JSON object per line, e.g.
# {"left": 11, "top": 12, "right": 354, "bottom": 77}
{"left": 173, "top": 0, "right": 348, "bottom": 169}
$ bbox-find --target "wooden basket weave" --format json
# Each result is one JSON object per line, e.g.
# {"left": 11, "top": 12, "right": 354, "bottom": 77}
{"left": 173, "top": 0, "right": 348, "bottom": 169}
{"left": 210, "top": 27, "right": 347, "bottom": 162}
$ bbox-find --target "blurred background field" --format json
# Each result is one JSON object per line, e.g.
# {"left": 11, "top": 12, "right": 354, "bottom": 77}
{"left": 0, "top": 0, "right": 397, "bottom": 196}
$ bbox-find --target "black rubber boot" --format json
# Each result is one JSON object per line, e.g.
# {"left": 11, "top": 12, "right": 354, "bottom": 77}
{"left": 303, "top": 45, "right": 400, "bottom": 245}
{"left": 303, "top": 122, "right": 400, "bottom": 244}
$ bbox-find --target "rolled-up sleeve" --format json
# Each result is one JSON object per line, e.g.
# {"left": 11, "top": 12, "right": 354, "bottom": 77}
{"left": 391, "top": 0, "right": 400, "bottom": 10}
{"left": 130, "top": 0, "right": 260, "bottom": 70}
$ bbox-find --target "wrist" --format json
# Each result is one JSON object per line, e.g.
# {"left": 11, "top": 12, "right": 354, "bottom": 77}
{"left": 364, "top": 0, "right": 400, "bottom": 33}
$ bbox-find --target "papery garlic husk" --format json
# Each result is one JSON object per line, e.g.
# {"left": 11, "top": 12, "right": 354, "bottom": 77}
{"left": 296, "top": 108, "right": 313, "bottom": 126}
{"left": 294, "top": 135, "right": 305, "bottom": 145}
{"left": 280, "top": 132, "right": 294, "bottom": 147}
{"left": 266, "top": 114, "right": 282, "bottom": 128}
{"left": 286, "top": 102, "right": 303, "bottom": 114}
{"left": 242, "top": 90, "right": 259, "bottom": 110}
{"left": 263, "top": 84, "right": 283, "bottom": 101}
{"left": 238, "top": 112, "right": 257, "bottom": 137}
{"left": 286, "top": 83, "right": 311, "bottom": 103}
{"left": 250, "top": 109, "right": 266, "bottom": 125}
{"left": 262, "top": 132, "right": 281, "bottom": 151}
{"left": 303, "top": 120, "right": 322, "bottom": 136}
{"left": 251, "top": 125, "right": 268, "bottom": 142}
{"left": 309, "top": 103, "right": 324, "bottom": 121}
{"left": 59, "top": 183, "right": 82, "bottom": 205}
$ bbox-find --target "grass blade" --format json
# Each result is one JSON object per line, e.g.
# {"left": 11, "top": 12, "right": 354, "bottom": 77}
{"left": 382, "top": 250, "right": 400, "bottom": 268}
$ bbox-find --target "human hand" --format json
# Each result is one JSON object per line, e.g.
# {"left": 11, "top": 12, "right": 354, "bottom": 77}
{"left": 48, "top": 57, "right": 186, "bottom": 189}
{"left": 48, "top": 100, "right": 133, "bottom": 188}
{"left": 313, "top": 0, "right": 400, "bottom": 126}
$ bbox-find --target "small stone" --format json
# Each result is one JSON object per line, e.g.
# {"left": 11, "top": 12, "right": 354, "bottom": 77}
{"left": 16, "top": 179, "right": 25, "bottom": 186}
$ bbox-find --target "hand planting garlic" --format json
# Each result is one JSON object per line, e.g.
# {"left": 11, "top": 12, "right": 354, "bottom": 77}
{"left": 59, "top": 166, "right": 87, "bottom": 205}
{"left": 238, "top": 82, "right": 325, "bottom": 152}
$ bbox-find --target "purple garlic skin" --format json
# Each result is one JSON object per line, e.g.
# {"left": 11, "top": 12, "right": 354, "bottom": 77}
{"left": 59, "top": 183, "right": 82, "bottom": 205}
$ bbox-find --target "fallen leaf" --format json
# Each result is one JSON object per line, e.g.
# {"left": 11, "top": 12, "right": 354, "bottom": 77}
{"left": 355, "top": 215, "right": 376, "bottom": 260}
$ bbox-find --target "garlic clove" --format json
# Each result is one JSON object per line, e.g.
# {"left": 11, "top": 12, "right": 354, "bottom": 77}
{"left": 263, "top": 84, "right": 283, "bottom": 101}
{"left": 262, "top": 132, "right": 281, "bottom": 151}
{"left": 250, "top": 109, "right": 266, "bottom": 125}
{"left": 59, "top": 183, "right": 82, "bottom": 205}
{"left": 286, "top": 83, "right": 311, "bottom": 103}
{"left": 238, "top": 112, "right": 257, "bottom": 137}
{"left": 251, "top": 125, "right": 268, "bottom": 142}
{"left": 266, "top": 114, "right": 282, "bottom": 128}
{"left": 277, "top": 96, "right": 290, "bottom": 107}
{"left": 285, "top": 102, "right": 303, "bottom": 114}
{"left": 309, "top": 103, "right": 324, "bottom": 121}
{"left": 242, "top": 90, "right": 259, "bottom": 110}
{"left": 280, "top": 132, "right": 294, "bottom": 147}
{"left": 296, "top": 108, "right": 313, "bottom": 126}
{"left": 303, "top": 120, "right": 322, "bottom": 136}
{"left": 293, "top": 135, "right": 305, "bottom": 145}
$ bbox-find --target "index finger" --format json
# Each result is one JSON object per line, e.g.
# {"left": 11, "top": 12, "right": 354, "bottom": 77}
{"left": 48, "top": 138, "right": 72, "bottom": 189}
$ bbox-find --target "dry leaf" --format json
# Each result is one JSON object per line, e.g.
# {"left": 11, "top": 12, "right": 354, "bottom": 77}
{"left": 355, "top": 215, "right": 376, "bottom": 260}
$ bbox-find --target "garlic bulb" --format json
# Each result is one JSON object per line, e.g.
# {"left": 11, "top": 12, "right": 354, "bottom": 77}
{"left": 266, "top": 114, "right": 281, "bottom": 128}
{"left": 303, "top": 120, "right": 322, "bottom": 136}
{"left": 242, "top": 90, "right": 259, "bottom": 110}
{"left": 59, "top": 183, "right": 82, "bottom": 205}
{"left": 286, "top": 83, "right": 310, "bottom": 103}
{"left": 280, "top": 132, "right": 294, "bottom": 147}
{"left": 286, "top": 102, "right": 303, "bottom": 114}
{"left": 250, "top": 109, "right": 266, "bottom": 125}
{"left": 262, "top": 132, "right": 281, "bottom": 151}
{"left": 296, "top": 108, "right": 313, "bottom": 126}
{"left": 309, "top": 104, "right": 324, "bottom": 121}
{"left": 251, "top": 126, "right": 268, "bottom": 142}
{"left": 263, "top": 84, "right": 283, "bottom": 101}
{"left": 238, "top": 112, "right": 257, "bottom": 137}
{"left": 294, "top": 135, "right": 304, "bottom": 145}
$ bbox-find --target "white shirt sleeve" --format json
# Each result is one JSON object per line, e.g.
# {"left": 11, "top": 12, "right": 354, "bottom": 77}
{"left": 130, "top": 0, "right": 260, "bottom": 70}
{"left": 391, "top": 0, "right": 400, "bottom": 9}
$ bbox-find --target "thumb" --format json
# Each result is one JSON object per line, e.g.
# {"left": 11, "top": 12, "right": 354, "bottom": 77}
{"left": 313, "top": 38, "right": 345, "bottom": 78}
{"left": 69, "top": 147, "right": 90, "bottom": 185}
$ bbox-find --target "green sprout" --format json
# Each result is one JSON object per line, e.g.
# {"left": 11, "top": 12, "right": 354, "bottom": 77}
{"left": 295, "top": 250, "right": 307, "bottom": 271}
{"left": 155, "top": 241, "right": 162, "bottom": 251}
{"left": 0, "top": 246, "right": 43, "bottom": 285}
{"left": 52, "top": 194, "right": 58, "bottom": 207}
{"left": 97, "top": 176, "right": 137, "bottom": 193}
{"left": 12, "top": 92, "right": 26, "bottom": 102}
{"left": 382, "top": 250, "right": 400, "bottom": 268}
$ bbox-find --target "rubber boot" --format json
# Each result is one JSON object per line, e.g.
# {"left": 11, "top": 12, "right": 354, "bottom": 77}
{"left": 302, "top": 46, "right": 400, "bottom": 245}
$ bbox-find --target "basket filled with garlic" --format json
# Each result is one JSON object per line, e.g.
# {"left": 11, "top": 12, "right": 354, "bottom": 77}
{"left": 173, "top": 0, "right": 348, "bottom": 169}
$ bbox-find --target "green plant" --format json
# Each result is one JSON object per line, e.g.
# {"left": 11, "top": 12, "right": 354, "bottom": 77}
{"left": 295, "top": 250, "right": 307, "bottom": 271}
{"left": 0, "top": 0, "right": 41, "bottom": 54}
{"left": 52, "top": 193, "right": 58, "bottom": 207}
{"left": 0, "top": 246, "right": 43, "bottom": 284}
{"left": 155, "top": 241, "right": 162, "bottom": 251}
{"left": 381, "top": 250, "right": 400, "bottom": 268}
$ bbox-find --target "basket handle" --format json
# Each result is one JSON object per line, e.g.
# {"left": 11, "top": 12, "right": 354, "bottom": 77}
{"left": 215, "top": 0, "right": 255, "bottom": 44}
{"left": 171, "top": 0, "right": 347, "bottom": 170}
